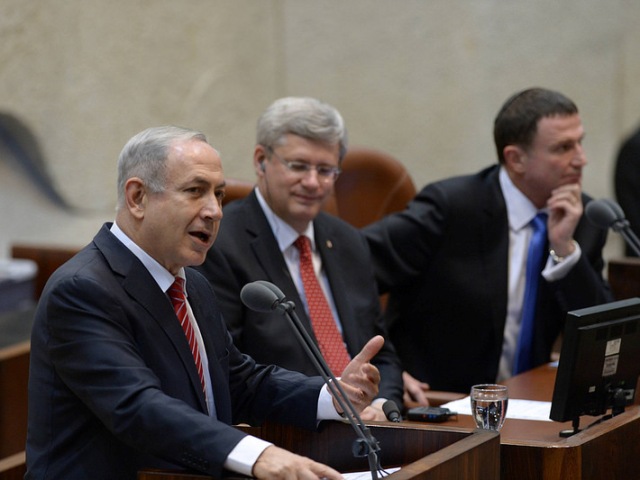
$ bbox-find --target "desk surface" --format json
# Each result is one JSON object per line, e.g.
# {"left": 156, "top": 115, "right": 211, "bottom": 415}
{"left": 406, "top": 364, "right": 640, "bottom": 479}
{"left": 427, "top": 363, "right": 639, "bottom": 443}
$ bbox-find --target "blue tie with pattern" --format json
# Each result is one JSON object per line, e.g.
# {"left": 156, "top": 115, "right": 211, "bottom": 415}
{"left": 513, "top": 212, "right": 548, "bottom": 375}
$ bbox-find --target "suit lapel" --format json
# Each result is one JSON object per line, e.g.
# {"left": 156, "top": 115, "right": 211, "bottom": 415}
{"left": 243, "top": 193, "right": 315, "bottom": 333}
{"left": 93, "top": 225, "right": 209, "bottom": 412}
{"left": 313, "top": 217, "right": 357, "bottom": 357}
{"left": 184, "top": 272, "right": 233, "bottom": 423}
{"left": 478, "top": 168, "right": 510, "bottom": 341}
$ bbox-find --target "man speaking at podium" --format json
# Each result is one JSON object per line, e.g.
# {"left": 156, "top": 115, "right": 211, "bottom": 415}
{"left": 25, "top": 126, "right": 381, "bottom": 479}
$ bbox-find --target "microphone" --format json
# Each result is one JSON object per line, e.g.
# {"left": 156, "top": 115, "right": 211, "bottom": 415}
{"left": 601, "top": 198, "right": 626, "bottom": 221}
{"left": 382, "top": 400, "right": 402, "bottom": 422}
{"left": 240, "top": 280, "right": 286, "bottom": 312}
{"left": 585, "top": 199, "right": 622, "bottom": 230}
{"left": 585, "top": 199, "right": 640, "bottom": 256}
{"left": 240, "top": 281, "right": 382, "bottom": 480}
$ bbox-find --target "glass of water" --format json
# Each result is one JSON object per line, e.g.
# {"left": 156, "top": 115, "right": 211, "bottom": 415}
{"left": 470, "top": 384, "right": 508, "bottom": 431}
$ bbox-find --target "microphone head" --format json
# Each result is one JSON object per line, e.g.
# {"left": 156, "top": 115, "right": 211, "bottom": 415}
{"left": 240, "top": 281, "right": 284, "bottom": 312}
{"left": 601, "top": 198, "right": 626, "bottom": 220}
{"left": 382, "top": 400, "right": 402, "bottom": 422}
{"left": 585, "top": 199, "right": 619, "bottom": 229}
{"left": 253, "top": 280, "right": 286, "bottom": 299}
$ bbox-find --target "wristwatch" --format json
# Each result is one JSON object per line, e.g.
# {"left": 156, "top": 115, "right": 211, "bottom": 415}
{"left": 549, "top": 249, "right": 566, "bottom": 265}
{"left": 549, "top": 240, "right": 577, "bottom": 265}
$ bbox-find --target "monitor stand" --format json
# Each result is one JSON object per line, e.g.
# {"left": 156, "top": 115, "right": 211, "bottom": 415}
{"left": 558, "top": 388, "right": 628, "bottom": 438}
{"left": 559, "top": 417, "right": 581, "bottom": 438}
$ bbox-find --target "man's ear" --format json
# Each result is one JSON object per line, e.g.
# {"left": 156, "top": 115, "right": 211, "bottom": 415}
{"left": 124, "top": 177, "right": 147, "bottom": 219}
{"left": 503, "top": 145, "right": 527, "bottom": 174}
{"left": 254, "top": 145, "right": 268, "bottom": 176}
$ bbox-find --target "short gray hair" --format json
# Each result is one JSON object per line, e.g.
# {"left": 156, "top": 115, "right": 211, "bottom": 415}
{"left": 256, "top": 97, "right": 348, "bottom": 161}
{"left": 116, "top": 126, "right": 207, "bottom": 209}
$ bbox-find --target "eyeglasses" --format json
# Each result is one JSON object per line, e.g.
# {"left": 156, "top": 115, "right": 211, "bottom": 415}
{"left": 267, "top": 147, "right": 341, "bottom": 182}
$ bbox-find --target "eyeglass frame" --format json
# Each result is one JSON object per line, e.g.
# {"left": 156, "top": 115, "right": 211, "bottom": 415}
{"left": 265, "top": 146, "right": 341, "bottom": 182}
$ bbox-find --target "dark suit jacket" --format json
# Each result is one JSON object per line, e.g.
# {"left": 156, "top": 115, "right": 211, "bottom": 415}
{"left": 197, "top": 191, "right": 403, "bottom": 407}
{"left": 614, "top": 126, "right": 640, "bottom": 256}
{"left": 26, "top": 223, "right": 324, "bottom": 480}
{"left": 363, "top": 165, "right": 613, "bottom": 393}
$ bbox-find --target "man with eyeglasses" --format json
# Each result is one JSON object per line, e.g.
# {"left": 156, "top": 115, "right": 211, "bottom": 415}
{"left": 198, "top": 96, "right": 404, "bottom": 421}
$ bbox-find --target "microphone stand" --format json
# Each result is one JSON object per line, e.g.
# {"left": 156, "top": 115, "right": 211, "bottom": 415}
{"left": 610, "top": 218, "right": 640, "bottom": 257}
{"left": 274, "top": 299, "right": 381, "bottom": 479}
{"left": 596, "top": 199, "right": 640, "bottom": 256}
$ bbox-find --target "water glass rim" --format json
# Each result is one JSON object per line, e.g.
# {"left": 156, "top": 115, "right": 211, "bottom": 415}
{"left": 471, "top": 383, "right": 508, "bottom": 391}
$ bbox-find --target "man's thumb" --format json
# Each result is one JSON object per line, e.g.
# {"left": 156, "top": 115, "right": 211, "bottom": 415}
{"left": 352, "top": 335, "right": 384, "bottom": 364}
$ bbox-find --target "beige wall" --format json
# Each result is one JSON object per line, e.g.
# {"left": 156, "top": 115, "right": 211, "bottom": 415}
{"left": 1, "top": 0, "right": 639, "bottom": 259}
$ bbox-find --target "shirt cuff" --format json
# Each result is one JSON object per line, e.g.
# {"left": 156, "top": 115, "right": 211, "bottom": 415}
{"left": 224, "top": 435, "right": 273, "bottom": 477}
{"left": 226, "top": 381, "right": 355, "bottom": 475}
{"left": 542, "top": 241, "right": 581, "bottom": 281}
{"left": 318, "top": 382, "right": 345, "bottom": 420}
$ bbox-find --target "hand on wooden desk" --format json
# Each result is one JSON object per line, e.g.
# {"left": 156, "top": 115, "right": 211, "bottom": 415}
{"left": 359, "top": 403, "right": 388, "bottom": 421}
{"left": 402, "top": 372, "right": 467, "bottom": 409}
{"left": 253, "top": 445, "right": 342, "bottom": 479}
{"left": 403, "top": 371, "right": 431, "bottom": 407}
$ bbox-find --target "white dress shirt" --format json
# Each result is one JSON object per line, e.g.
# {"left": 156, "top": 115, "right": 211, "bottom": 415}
{"left": 497, "top": 168, "right": 581, "bottom": 381}
{"left": 255, "top": 187, "right": 346, "bottom": 338}
{"left": 110, "top": 221, "right": 341, "bottom": 476}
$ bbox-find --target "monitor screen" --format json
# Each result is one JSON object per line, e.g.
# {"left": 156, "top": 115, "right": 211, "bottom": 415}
{"left": 550, "top": 297, "right": 640, "bottom": 426}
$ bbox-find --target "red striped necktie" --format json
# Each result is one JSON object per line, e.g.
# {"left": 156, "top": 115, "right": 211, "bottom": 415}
{"left": 294, "top": 235, "right": 350, "bottom": 375}
{"left": 168, "top": 277, "right": 206, "bottom": 392}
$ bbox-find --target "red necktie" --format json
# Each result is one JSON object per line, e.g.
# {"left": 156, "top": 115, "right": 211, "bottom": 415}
{"left": 294, "top": 235, "right": 350, "bottom": 375}
{"left": 169, "top": 277, "right": 206, "bottom": 392}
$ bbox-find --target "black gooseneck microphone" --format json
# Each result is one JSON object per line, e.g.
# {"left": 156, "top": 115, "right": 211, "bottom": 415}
{"left": 240, "top": 280, "right": 382, "bottom": 480}
{"left": 382, "top": 400, "right": 402, "bottom": 423}
{"left": 585, "top": 199, "right": 640, "bottom": 256}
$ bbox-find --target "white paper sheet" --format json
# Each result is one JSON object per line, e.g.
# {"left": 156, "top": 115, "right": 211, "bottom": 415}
{"left": 343, "top": 467, "right": 400, "bottom": 479}
{"left": 440, "top": 397, "right": 553, "bottom": 422}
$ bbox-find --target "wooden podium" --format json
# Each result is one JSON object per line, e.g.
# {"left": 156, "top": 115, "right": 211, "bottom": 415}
{"left": 0, "top": 341, "right": 30, "bottom": 459}
{"left": 0, "top": 327, "right": 498, "bottom": 480}
{"left": 138, "top": 421, "right": 499, "bottom": 479}
{"left": 425, "top": 364, "right": 640, "bottom": 479}
{"left": 500, "top": 365, "right": 640, "bottom": 479}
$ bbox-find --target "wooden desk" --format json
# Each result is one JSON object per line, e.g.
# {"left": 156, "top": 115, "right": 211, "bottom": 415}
{"left": 608, "top": 256, "right": 640, "bottom": 300}
{"left": 418, "top": 365, "right": 640, "bottom": 479}
{"left": 11, "top": 244, "right": 79, "bottom": 300}
{"left": 3, "top": 342, "right": 499, "bottom": 479}
{"left": 0, "top": 341, "right": 30, "bottom": 458}
{"left": 0, "top": 452, "right": 26, "bottom": 480}
{"left": 139, "top": 421, "right": 499, "bottom": 479}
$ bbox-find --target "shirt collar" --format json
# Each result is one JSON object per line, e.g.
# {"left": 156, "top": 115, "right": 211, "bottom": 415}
{"left": 499, "top": 167, "right": 546, "bottom": 232}
{"left": 110, "top": 221, "right": 185, "bottom": 293}
{"left": 254, "top": 187, "right": 316, "bottom": 252}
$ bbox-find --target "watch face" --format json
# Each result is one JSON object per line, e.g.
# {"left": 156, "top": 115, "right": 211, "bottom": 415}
{"left": 549, "top": 240, "right": 577, "bottom": 264}
{"left": 551, "top": 250, "right": 564, "bottom": 264}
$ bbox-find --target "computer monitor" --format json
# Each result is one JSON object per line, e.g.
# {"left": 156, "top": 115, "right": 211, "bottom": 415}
{"left": 550, "top": 297, "right": 640, "bottom": 436}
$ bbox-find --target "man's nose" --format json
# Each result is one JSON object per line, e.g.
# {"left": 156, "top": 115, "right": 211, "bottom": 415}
{"left": 203, "top": 194, "right": 223, "bottom": 219}
{"left": 573, "top": 144, "right": 587, "bottom": 167}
